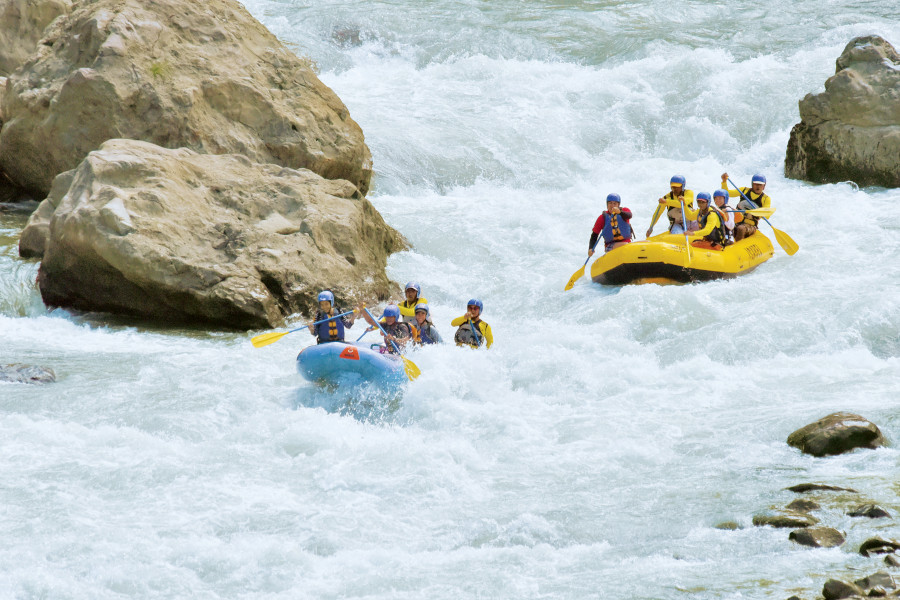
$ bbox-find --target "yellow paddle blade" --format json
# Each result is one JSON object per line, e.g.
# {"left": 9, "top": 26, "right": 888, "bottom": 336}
{"left": 402, "top": 356, "right": 421, "bottom": 380}
{"left": 564, "top": 266, "right": 586, "bottom": 291}
{"left": 772, "top": 226, "right": 799, "bottom": 256}
{"left": 250, "top": 330, "right": 291, "bottom": 348}
{"left": 745, "top": 207, "right": 776, "bottom": 219}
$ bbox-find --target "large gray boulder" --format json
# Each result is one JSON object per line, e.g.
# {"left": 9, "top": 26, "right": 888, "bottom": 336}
{"left": 26, "top": 139, "right": 404, "bottom": 328}
{"left": 0, "top": 0, "right": 72, "bottom": 76}
{"left": 787, "top": 412, "right": 886, "bottom": 457}
{"left": 0, "top": 0, "right": 372, "bottom": 196}
{"left": 785, "top": 35, "right": 900, "bottom": 187}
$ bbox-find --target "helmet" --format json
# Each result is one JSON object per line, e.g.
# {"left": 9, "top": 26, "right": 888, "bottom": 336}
{"left": 404, "top": 281, "right": 421, "bottom": 295}
{"left": 605, "top": 193, "right": 621, "bottom": 204}
{"left": 467, "top": 298, "right": 483, "bottom": 312}
{"left": 317, "top": 291, "right": 334, "bottom": 304}
{"left": 414, "top": 303, "right": 429, "bottom": 315}
{"left": 696, "top": 192, "right": 711, "bottom": 202}
{"left": 751, "top": 173, "right": 767, "bottom": 184}
{"left": 670, "top": 175, "right": 686, "bottom": 187}
{"left": 382, "top": 304, "right": 400, "bottom": 319}
{"left": 713, "top": 189, "right": 728, "bottom": 199}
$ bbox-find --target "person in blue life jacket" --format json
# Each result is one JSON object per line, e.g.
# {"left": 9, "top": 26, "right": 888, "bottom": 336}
{"left": 688, "top": 192, "right": 727, "bottom": 250}
{"left": 308, "top": 290, "right": 356, "bottom": 344}
{"left": 588, "top": 193, "right": 633, "bottom": 255}
{"left": 412, "top": 303, "right": 442, "bottom": 345}
{"left": 359, "top": 303, "right": 414, "bottom": 353}
{"left": 451, "top": 299, "right": 493, "bottom": 349}
{"left": 398, "top": 281, "right": 428, "bottom": 323}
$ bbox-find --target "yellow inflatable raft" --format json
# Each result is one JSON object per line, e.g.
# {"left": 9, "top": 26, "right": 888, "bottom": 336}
{"left": 590, "top": 232, "right": 775, "bottom": 285}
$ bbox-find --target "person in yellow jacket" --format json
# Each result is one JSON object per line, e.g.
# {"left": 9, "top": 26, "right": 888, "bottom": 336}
{"left": 647, "top": 174, "right": 697, "bottom": 237}
{"left": 721, "top": 172, "right": 771, "bottom": 241}
{"left": 451, "top": 299, "right": 493, "bottom": 349}
{"left": 689, "top": 193, "right": 726, "bottom": 250}
{"left": 398, "top": 281, "right": 427, "bottom": 323}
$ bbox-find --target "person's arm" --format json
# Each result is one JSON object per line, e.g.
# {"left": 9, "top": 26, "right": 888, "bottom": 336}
{"left": 359, "top": 304, "right": 377, "bottom": 327}
{"left": 431, "top": 326, "right": 443, "bottom": 344}
{"left": 620, "top": 207, "right": 633, "bottom": 220}
{"left": 451, "top": 315, "right": 467, "bottom": 327}
{"left": 398, "top": 301, "right": 415, "bottom": 318}
{"left": 690, "top": 212, "right": 720, "bottom": 238}
{"left": 479, "top": 322, "right": 493, "bottom": 349}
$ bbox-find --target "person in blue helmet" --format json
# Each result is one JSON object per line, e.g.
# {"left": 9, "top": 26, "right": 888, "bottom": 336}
{"left": 412, "top": 303, "right": 442, "bottom": 345}
{"left": 720, "top": 172, "right": 771, "bottom": 241}
{"left": 588, "top": 193, "right": 634, "bottom": 255}
{"left": 398, "top": 281, "right": 427, "bottom": 323}
{"left": 712, "top": 188, "right": 740, "bottom": 243}
{"left": 647, "top": 175, "right": 697, "bottom": 237}
{"left": 451, "top": 299, "right": 493, "bottom": 349}
{"left": 359, "top": 303, "right": 414, "bottom": 353}
{"left": 308, "top": 290, "right": 356, "bottom": 344}
{"left": 689, "top": 192, "right": 727, "bottom": 250}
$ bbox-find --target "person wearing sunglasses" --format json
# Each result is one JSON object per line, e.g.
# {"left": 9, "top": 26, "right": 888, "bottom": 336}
{"left": 451, "top": 299, "right": 493, "bottom": 349}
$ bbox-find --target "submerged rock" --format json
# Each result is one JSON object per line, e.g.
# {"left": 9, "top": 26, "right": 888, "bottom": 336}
{"left": 752, "top": 512, "right": 818, "bottom": 529}
{"left": 786, "top": 499, "right": 820, "bottom": 513}
{"left": 860, "top": 538, "right": 900, "bottom": 557}
{"left": 848, "top": 504, "right": 892, "bottom": 519}
{"left": 822, "top": 578, "right": 865, "bottom": 600}
{"left": 789, "top": 527, "right": 845, "bottom": 548}
{"left": 0, "top": 0, "right": 372, "bottom": 196}
{"left": 27, "top": 139, "right": 404, "bottom": 328}
{"left": 0, "top": 363, "right": 56, "bottom": 384}
{"left": 785, "top": 35, "right": 900, "bottom": 187}
{"left": 786, "top": 483, "right": 858, "bottom": 494}
{"left": 787, "top": 412, "right": 886, "bottom": 457}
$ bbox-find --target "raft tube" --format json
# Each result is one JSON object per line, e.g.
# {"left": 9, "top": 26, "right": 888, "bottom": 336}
{"left": 296, "top": 342, "right": 406, "bottom": 387}
{"left": 590, "top": 232, "right": 775, "bottom": 285}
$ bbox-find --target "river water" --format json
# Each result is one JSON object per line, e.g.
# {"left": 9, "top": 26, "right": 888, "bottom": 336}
{"left": 2, "top": 1, "right": 899, "bottom": 598}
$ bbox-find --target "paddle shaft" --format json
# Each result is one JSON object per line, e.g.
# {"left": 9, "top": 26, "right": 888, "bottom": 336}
{"left": 363, "top": 307, "right": 404, "bottom": 355}
{"left": 679, "top": 196, "right": 693, "bottom": 263}
{"left": 727, "top": 178, "right": 770, "bottom": 226}
{"left": 468, "top": 318, "right": 482, "bottom": 346}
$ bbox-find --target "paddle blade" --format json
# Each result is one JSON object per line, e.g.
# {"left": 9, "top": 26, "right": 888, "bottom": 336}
{"left": 772, "top": 227, "right": 799, "bottom": 255}
{"left": 564, "top": 266, "right": 586, "bottom": 291}
{"left": 745, "top": 207, "right": 776, "bottom": 219}
{"left": 251, "top": 330, "right": 290, "bottom": 348}
{"left": 402, "top": 356, "right": 421, "bottom": 381}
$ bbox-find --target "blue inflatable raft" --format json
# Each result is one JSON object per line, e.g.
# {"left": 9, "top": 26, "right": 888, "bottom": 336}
{"left": 296, "top": 342, "right": 407, "bottom": 387}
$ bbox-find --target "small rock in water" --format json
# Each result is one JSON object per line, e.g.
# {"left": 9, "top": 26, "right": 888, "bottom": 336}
{"left": 859, "top": 538, "right": 900, "bottom": 557}
{"left": 848, "top": 504, "right": 891, "bottom": 519}
{"left": 752, "top": 512, "right": 819, "bottom": 529}
{"left": 885, "top": 555, "right": 900, "bottom": 568}
{"left": 0, "top": 363, "right": 56, "bottom": 384}
{"left": 786, "top": 483, "right": 858, "bottom": 494}
{"left": 822, "top": 578, "right": 864, "bottom": 600}
{"left": 787, "top": 412, "right": 886, "bottom": 457}
{"left": 714, "top": 521, "right": 742, "bottom": 530}
{"left": 789, "top": 527, "right": 845, "bottom": 548}
{"left": 786, "top": 499, "right": 820, "bottom": 513}
{"left": 854, "top": 572, "right": 896, "bottom": 595}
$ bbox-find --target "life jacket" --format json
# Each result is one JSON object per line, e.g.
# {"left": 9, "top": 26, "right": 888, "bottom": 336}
{"left": 737, "top": 190, "right": 769, "bottom": 226}
{"left": 417, "top": 321, "right": 439, "bottom": 344}
{"left": 380, "top": 320, "right": 413, "bottom": 353}
{"left": 601, "top": 211, "right": 632, "bottom": 249}
{"left": 665, "top": 191, "right": 694, "bottom": 227}
{"left": 455, "top": 319, "right": 485, "bottom": 348}
{"left": 698, "top": 208, "right": 727, "bottom": 246}
{"left": 314, "top": 309, "right": 345, "bottom": 343}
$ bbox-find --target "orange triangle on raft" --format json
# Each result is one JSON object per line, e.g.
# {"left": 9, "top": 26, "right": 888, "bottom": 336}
{"left": 339, "top": 346, "right": 360, "bottom": 360}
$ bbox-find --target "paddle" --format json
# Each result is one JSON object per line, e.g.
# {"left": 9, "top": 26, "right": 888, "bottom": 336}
{"left": 362, "top": 307, "right": 421, "bottom": 381}
{"left": 356, "top": 327, "right": 375, "bottom": 342}
{"left": 645, "top": 203, "right": 664, "bottom": 238}
{"left": 468, "top": 319, "right": 482, "bottom": 347}
{"left": 564, "top": 235, "right": 604, "bottom": 291}
{"left": 725, "top": 207, "right": 776, "bottom": 219}
{"left": 727, "top": 178, "right": 799, "bottom": 255}
{"left": 678, "top": 196, "right": 693, "bottom": 264}
{"left": 251, "top": 310, "right": 356, "bottom": 348}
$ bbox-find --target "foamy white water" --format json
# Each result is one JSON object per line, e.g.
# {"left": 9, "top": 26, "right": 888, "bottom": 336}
{"left": 1, "top": 1, "right": 899, "bottom": 598}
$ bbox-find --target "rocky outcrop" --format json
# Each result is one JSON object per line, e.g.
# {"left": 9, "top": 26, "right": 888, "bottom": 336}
{"left": 0, "top": 0, "right": 372, "bottom": 196}
{"left": 787, "top": 412, "right": 886, "bottom": 457}
{"left": 0, "top": 0, "right": 73, "bottom": 76}
{"left": 25, "top": 139, "right": 404, "bottom": 328}
{"left": 0, "top": 363, "right": 56, "bottom": 383}
{"left": 785, "top": 35, "right": 900, "bottom": 187}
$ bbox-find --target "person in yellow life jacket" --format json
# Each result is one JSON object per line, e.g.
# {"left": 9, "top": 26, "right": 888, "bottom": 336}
{"left": 398, "top": 281, "right": 427, "bottom": 323}
{"left": 451, "top": 298, "right": 493, "bottom": 349}
{"left": 647, "top": 174, "right": 697, "bottom": 237}
{"left": 359, "top": 303, "right": 414, "bottom": 354}
{"left": 689, "top": 193, "right": 727, "bottom": 250}
{"left": 308, "top": 290, "right": 355, "bottom": 344}
{"left": 588, "top": 193, "right": 633, "bottom": 255}
{"left": 720, "top": 172, "right": 771, "bottom": 241}
{"left": 712, "top": 188, "right": 741, "bottom": 243}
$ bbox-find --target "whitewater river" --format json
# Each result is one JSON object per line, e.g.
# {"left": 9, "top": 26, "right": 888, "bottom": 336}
{"left": 2, "top": 1, "right": 899, "bottom": 598}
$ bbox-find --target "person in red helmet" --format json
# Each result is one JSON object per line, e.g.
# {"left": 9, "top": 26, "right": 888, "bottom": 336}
{"left": 588, "top": 193, "right": 634, "bottom": 256}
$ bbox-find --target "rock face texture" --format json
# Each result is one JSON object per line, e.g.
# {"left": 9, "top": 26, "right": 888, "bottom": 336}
{"left": 0, "top": 363, "right": 56, "bottom": 383}
{"left": 0, "top": 0, "right": 372, "bottom": 196}
{"left": 24, "top": 139, "right": 404, "bottom": 328}
{"left": 0, "top": 0, "right": 73, "bottom": 76}
{"left": 787, "top": 412, "right": 886, "bottom": 457}
{"left": 785, "top": 35, "right": 900, "bottom": 187}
